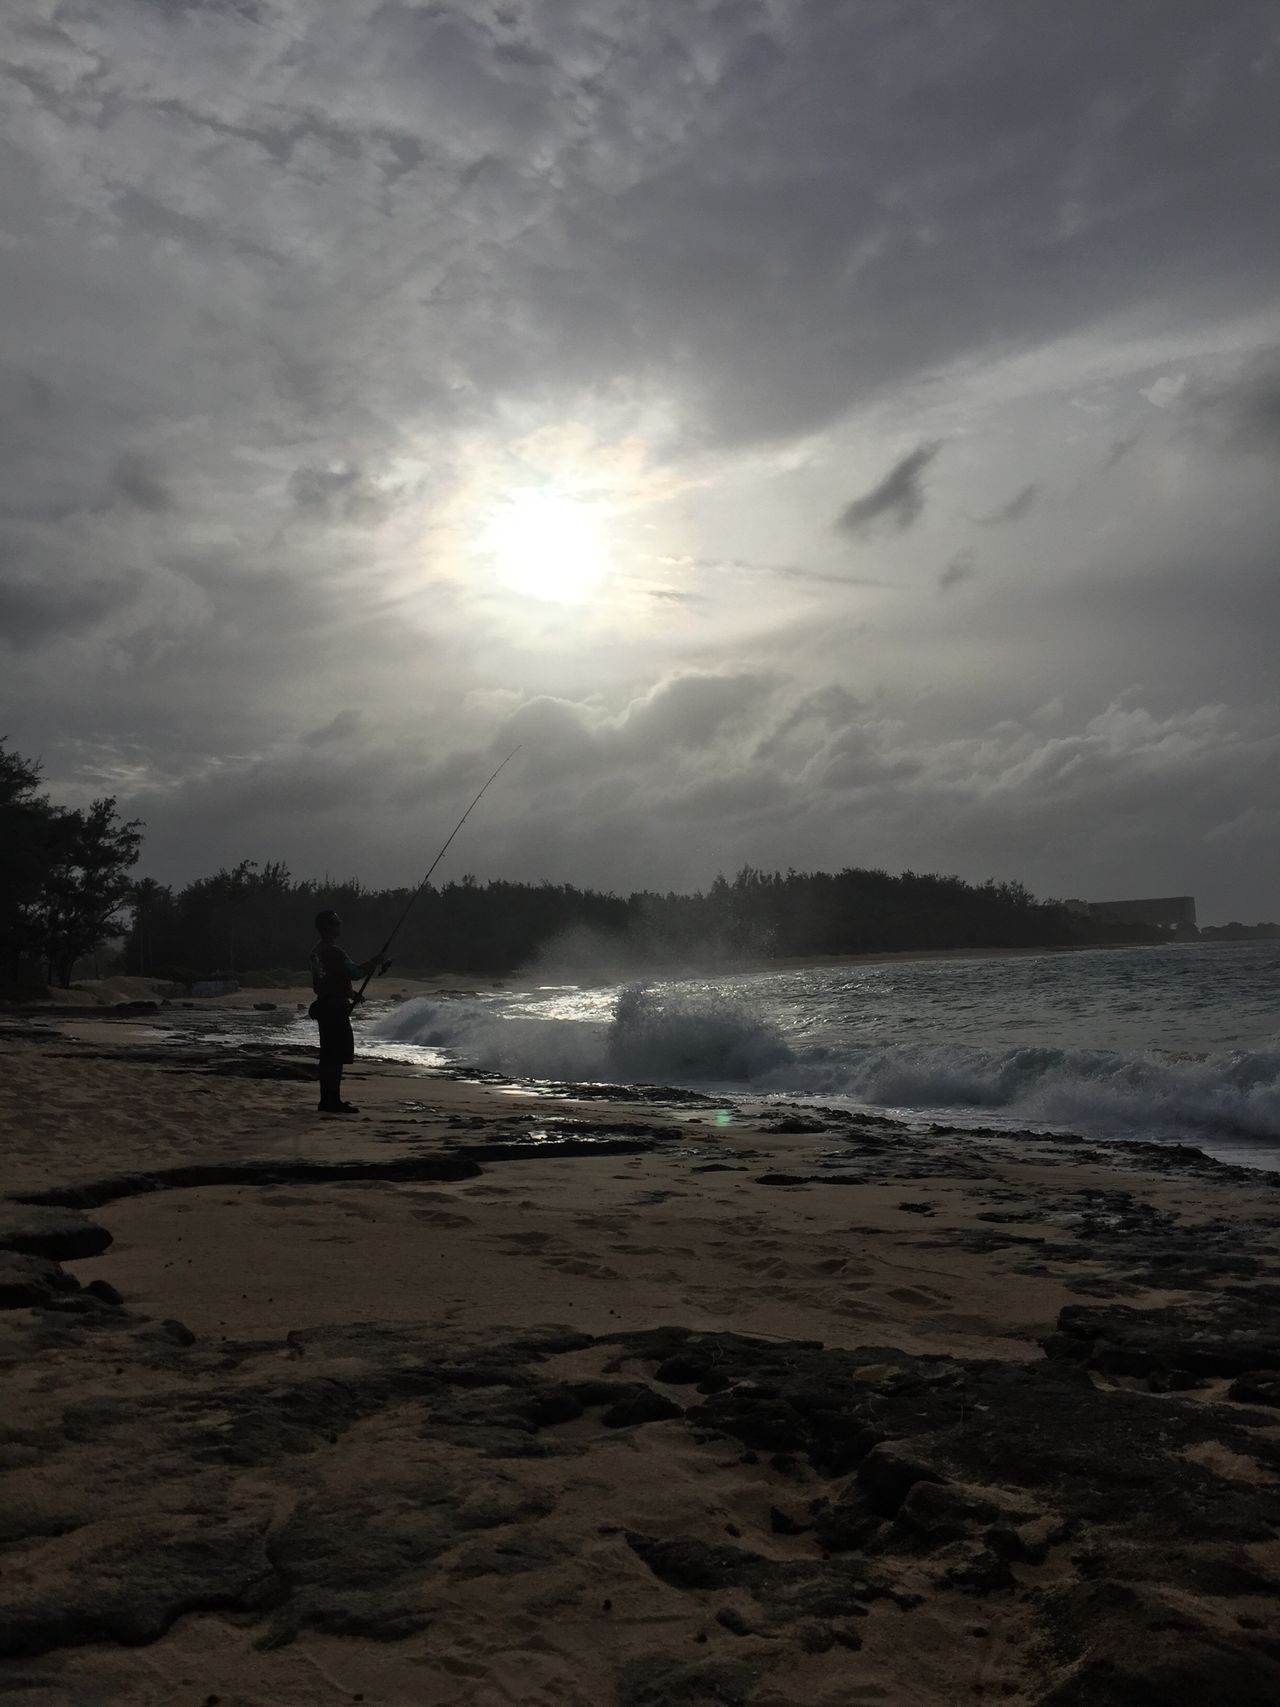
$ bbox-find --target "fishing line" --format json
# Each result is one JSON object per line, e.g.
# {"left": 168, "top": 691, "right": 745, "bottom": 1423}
{"left": 355, "top": 747, "right": 520, "bottom": 1001}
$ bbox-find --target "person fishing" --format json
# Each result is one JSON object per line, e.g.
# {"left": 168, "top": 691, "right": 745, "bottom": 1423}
{"left": 307, "top": 749, "right": 519, "bottom": 1115}
{"left": 309, "top": 911, "right": 389, "bottom": 1114}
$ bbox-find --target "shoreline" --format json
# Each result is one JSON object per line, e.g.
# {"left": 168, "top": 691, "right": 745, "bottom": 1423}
{"left": 5, "top": 937, "right": 1181, "bottom": 1018}
{"left": 2, "top": 1015, "right": 1278, "bottom": 1703}
{"left": 17, "top": 966, "right": 1279, "bottom": 1178}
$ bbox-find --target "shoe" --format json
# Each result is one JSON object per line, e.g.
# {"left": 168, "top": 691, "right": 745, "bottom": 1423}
{"left": 318, "top": 1100, "right": 359, "bottom": 1115}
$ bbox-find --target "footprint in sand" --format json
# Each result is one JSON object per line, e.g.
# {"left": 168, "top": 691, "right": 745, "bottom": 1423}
{"left": 889, "top": 1285, "right": 948, "bottom": 1307}
{"left": 755, "top": 1258, "right": 796, "bottom": 1279}
{"left": 544, "top": 1254, "right": 622, "bottom": 1280}
{"left": 409, "top": 1208, "right": 474, "bottom": 1228}
{"left": 811, "top": 1255, "right": 875, "bottom": 1278}
{"left": 574, "top": 1214, "right": 626, "bottom": 1233}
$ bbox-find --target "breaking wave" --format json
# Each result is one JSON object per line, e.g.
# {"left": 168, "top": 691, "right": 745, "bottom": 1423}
{"left": 374, "top": 985, "right": 793, "bottom": 1086}
{"left": 372, "top": 985, "right": 1280, "bottom": 1146}
{"left": 753, "top": 1038, "right": 1280, "bottom": 1144}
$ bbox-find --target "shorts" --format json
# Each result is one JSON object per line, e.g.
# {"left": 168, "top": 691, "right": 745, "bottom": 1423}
{"left": 312, "top": 1001, "right": 354, "bottom": 1065}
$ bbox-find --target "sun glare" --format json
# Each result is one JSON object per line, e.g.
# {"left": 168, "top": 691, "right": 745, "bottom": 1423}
{"left": 483, "top": 490, "right": 608, "bottom": 604}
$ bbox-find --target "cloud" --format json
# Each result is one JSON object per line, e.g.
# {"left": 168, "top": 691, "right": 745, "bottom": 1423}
{"left": 492, "top": 670, "right": 778, "bottom": 777}
{"left": 0, "top": 572, "right": 123, "bottom": 647}
{"left": 111, "top": 452, "right": 175, "bottom": 514}
{"left": 938, "top": 551, "right": 976, "bottom": 591}
{"left": 1141, "top": 375, "right": 1187, "bottom": 409}
{"left": 108, "top": 670, "right": 1280, "bottom": 928}
{"left": 836, "top": 442, "right": 942, "bottom": 537}
{"left": 1, "top": 2, "right": 1277, "bottom": 921}
{"left": 303, "top": 708, "right": 365, "bottom": 747}
{"left": 1100, "top": 434, "right": 1138, "bottom": 472}
{"left": 1185, "top": 348, "right": 1280, "bottom": 453}
{"left": 976, "top": 484, "right": 1040, "bottom": 527}
{"left": 289, "top": 463, "right": 401, "bottom": 524}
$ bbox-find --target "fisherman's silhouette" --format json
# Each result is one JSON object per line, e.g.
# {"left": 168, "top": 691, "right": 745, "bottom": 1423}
{"left": 309, "top": 910, "right": 388, "bottom": 1113}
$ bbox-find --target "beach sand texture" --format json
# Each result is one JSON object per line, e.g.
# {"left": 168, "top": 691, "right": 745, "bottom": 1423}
{"left": 2, "top": 1014, "right": 1279, "bottom": 1705}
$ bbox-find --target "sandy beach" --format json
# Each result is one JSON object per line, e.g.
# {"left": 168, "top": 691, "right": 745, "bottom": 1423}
{"left": 2, "top": 1009, "right": 1279, "bottom": 1706}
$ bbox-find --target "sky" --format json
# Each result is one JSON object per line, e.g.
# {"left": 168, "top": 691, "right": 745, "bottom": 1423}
{"left": 2, "top": 1, "right": 1278, "bottom": 923}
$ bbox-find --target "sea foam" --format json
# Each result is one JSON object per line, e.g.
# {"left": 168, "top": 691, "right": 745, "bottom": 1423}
{"left": 374, "top": 983, "right": 1280, "bottom": 1147}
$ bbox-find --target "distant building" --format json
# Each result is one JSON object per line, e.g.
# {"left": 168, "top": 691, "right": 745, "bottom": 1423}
{"left": 1086, "top": 896, "right": 1197, "bottom": 932}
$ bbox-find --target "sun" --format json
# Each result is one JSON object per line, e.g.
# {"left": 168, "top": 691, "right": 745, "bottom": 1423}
{"left": 482, "top": 490, "right": 608, "bottom": 604}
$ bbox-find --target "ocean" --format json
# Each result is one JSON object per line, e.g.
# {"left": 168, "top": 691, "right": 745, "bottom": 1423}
{"left": 370, "top": 940, "right": 1280, "bottom": 1171}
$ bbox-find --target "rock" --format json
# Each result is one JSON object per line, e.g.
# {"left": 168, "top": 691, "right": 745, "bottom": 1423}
{"left": 1147, "top": 1368, "right": 1205, "bottom": 1393}
{"left": 1034, "top": 1576, "right": 1280, "bottom": 1704}
{"left": 0, "top": 1515, "right": 277, "bottom": 1657}
{"left": 160, "top": 1318, "right": 196, "bottom": 1347}
{"left": 263, "top": 1494, "right": 446, "bottom": 1642}
{"left": 0, "top": 1251, "right": 80, "bottom": 1309}
{"left": 615, "top": 1655, "right": 759, "bottom": 1707}
{"left": 857, "top": 1443, "right": 945, "bottom": 1518}
{"left": 1041, "top": 1655, "right": 1280, "bottom": 1707}
{"left": 715, "top": 1605, "right": 757, "bottom": 1636}
{"left": 85, "top": 1279, "right": 124, "bottom": 1307}
{"left": 1227, "top": 1373, "right": 1280, "bottom": 1408}
{"left": 626, "top": 1533, "right": 760, "bottom": 1591}
{"left": 769, "top": 1505, "right": 810, "bottom": 1536}
{"left": 18, "top": 1151, "right": 484, "bottom": 1210}
{"left": 1047, "top": 1299, "right": 1280, "bottom": 1380}
{"left": 252, "top": 1002, "right": 277, "bottom": 1011}
{"left": 811, "top": 1496, "right": 884, "bottom": 1554}
{"left": 449, "top": 1535, "right": 564, "bottom": 1581}
{"left": 986, "top": 1515, "right": 1068, "bottom": 1566}
{"left": 654, "top": 1349, "right": 720, "bottom": 1386}
{"left": 0, "top": 1205, "right": 112, "bottom": 1262}
{"left": 602, "top": 1385, "right": 684, "bottom": 1428}
{"left": 518, "top": 1385, "right": 585, "bottom": 1427}
{"left": 944, "top": 1545, "right": 1015, "bottom": 1592}
{"left": 895, "top": 1478, "right": 1033, "bottom": 1543}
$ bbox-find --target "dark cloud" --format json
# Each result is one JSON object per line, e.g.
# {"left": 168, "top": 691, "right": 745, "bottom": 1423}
{"left": 1101, "top": 435, "right": 1138, "bottom": 473}
{"left": 1186, "top": 348, "right": 1280, "bottom": 453}
{"left": 836, "top": 443, "right": 942, "bottom": 537}
{"left": 303, "top": 709, "right": 365, "bottom": 747}
{"left": 289, "top": 464, "right": 399, "bottom": 523}
{"left": 112, "top": 452, "right": 174, "bottom": 514}
{"left": 938, "top": 551, "right": 976, "bottom": 592}
{"left": 977, "top": 484, "right": 1040, "bottom": 527}
{"left": 0, "top": 572, "right": 123, "bottom": 648}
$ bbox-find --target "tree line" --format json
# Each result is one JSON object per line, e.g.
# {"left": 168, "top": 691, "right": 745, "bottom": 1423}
{"left": 122, "top": 856, "right": 1153, "bottom": 984}
{"left": 1, "top": 735, "right": 1156, "bottom": 996}
{"left": 1, "top": 740, "right": 143, "bottom": 993}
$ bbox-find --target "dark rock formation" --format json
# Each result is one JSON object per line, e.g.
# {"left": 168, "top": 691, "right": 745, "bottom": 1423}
{"left": 1047, "top": 1297, "right": 1280, "bottom": 1380}
{"left": 0, "top": 1251, "right": 81, "bottom": 1310}
{"left": 0, "top": 1204, "right": 112, "bottom": 1261}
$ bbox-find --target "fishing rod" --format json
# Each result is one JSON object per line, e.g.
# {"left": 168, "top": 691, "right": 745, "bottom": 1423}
{"left": 355, "top": 747, "right": 520, "bottom": 1002}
